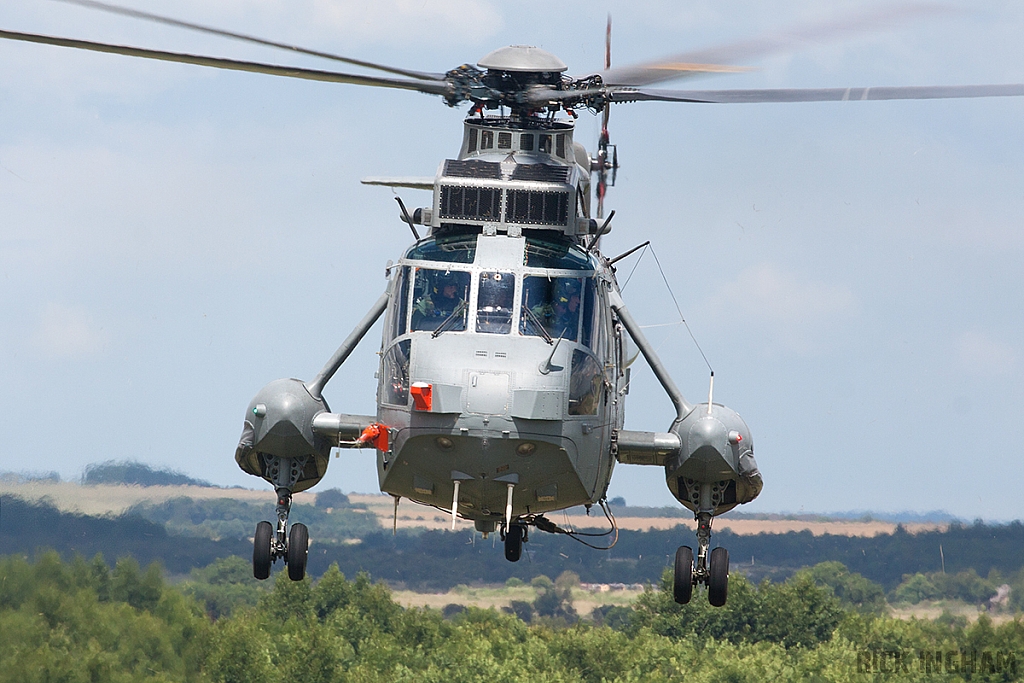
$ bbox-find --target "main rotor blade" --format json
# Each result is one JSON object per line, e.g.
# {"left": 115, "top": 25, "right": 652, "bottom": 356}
{"left": 0, "top": 29, "right": 452, "bottom": 96}
{"left": 599, "top": 3, "right": 948, "bottom": 87}
{"left": 608, "top": 83, "right": 1024, "bottom": 104}
{"left": 53, "top": 0, "right": 445, "bottom": 82}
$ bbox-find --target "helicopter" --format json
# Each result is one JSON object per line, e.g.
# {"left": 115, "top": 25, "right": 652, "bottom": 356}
{"left": 3, "top": 1, "right": 1023, "bottom": 607}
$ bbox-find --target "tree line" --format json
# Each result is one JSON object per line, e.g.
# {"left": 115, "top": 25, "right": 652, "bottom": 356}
{"left": 1, "top": 552, "right": 1021, "bottom": 682}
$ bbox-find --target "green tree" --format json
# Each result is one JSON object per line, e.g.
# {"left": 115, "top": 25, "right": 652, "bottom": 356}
{"left": 794, "top": 561, "right": 887, "bottom": 614}
{"left": 892, "top": 572, "right": 939, "bottom": 604}
{"left": 110, "top": 556, "right": 164, "bottom": 611}
{"left": 630, "top": 569, "right": 844, "bottom": 649}
{"left": 206, "top": 615, "right": 276, "bottom": 683}
{"left": 183, "top": 556, "right": 267, "bottom": 618}
{"left": 314, "top": 488, "right": 350, "bottom": 509}
{"left": 533, "top": 570, "right": 578, "bottom": 624}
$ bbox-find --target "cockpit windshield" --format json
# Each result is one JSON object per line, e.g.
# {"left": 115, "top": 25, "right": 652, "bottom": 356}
{"left": 411, "top": 268, "right": 471, "bottom": 333}
{"left": 476, "top": 271, "right": 515, "bottom": 334}
{"left": 523, "top": 235, "right": 592, "bottom": 270}
{"left": 405, "top": 233, "right": 477, "bottom": 264}
{"left": 520, "top": 276, "right": 583, "bottom": 342}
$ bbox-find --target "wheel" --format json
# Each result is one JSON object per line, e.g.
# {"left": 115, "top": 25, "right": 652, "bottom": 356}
{"left": 708, "top": 547, "right": 729, "bottom": 607}
{"left": 504, "top": 523, "right": 524, "bottom": 562}
{"left": 253, "top": 521, "right": 273, "bottom": 580}
{"left": 673, "top": 546, "right": 694, "bottom": 604}
{"left": 287, "top": 523, "right": 309, "bottom": 581}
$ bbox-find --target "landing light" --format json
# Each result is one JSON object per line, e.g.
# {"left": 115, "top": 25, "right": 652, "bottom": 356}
{"left": 436, "top": 436, "right": 454, "bottom": 450}
{"left": 516, "top": 442, "right": 536, "bottom": 456}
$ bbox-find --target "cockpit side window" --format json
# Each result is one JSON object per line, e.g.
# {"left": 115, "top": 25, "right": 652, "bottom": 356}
{"left": 520, "top": 276, "right": 583, "bottom": 342}
{"left": 411, "top": 268, "right": 471, "bottom": 333}
{"left": 388, "top": 265, "right": 410, "bottom": 341}
{"left": 568, "top": 349, "right": 602, "bottom": 415}
{"left": 381, "top": 339, "right": 411, "bottom": 406}
{"left": 476, "top": 271, "right": 515, "bottom": 335}
{"left": 581, "top": 276, "right": 597, "bottom": 350}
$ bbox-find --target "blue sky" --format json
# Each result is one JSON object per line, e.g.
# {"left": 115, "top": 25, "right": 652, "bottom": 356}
{"left": 1, "top": 0, "right": 1022, "bottom": 519}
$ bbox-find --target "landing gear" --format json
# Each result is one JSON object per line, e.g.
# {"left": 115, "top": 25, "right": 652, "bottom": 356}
{"left": 287, "top": 523, "right": 309, "bottom": 581}
{"left": 708, "top": 547, "right": 729, "bottom": 607}
{"left": 253, "top": 520, "right": 273, "bottom": 580}
{"left": 673, "top": 546, "right": 693, "bottom": 604}
{"left": 251, "top": 474, "right": 310, "bottom": 581}
{"left": 673, "top": 511, "right": 729, "bottom": 606}
{"left": 503, "top": 521, "right": 526, "bottom": 562}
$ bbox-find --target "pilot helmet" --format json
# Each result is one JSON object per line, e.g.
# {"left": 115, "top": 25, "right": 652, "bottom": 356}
{"left": 433, "top": 271, "right": 459, "bottom": 294}
{"left": 556, "top": 278, "right": 580, "bottom": 303}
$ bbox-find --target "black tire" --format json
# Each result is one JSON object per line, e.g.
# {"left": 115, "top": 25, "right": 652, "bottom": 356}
{"left": 708, "top": 547, "right": 729, "bottom": 607}
{"left": 287, "top": 523, "right": 309, "bottom": 581}
{"left": 673, "top": 546, "right": 694, "bottom": 604}
{"left": 253, "top": 521, "right": 273, "bottom": 580}
{"left": 504, "top": 523, "right": 524, "bottom": 562}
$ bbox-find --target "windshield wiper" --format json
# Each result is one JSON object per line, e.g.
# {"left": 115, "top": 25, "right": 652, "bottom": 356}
{"left": 522, "top": 305, "right": 554, "bottom": 345}
{"left": 431, "top": 300, "right": 468, "bottom": 338}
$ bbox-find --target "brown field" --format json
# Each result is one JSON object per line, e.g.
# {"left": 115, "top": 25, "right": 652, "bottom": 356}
{"left": 0, "top": 483, "right": 944, "bottom": 537}
{"left": 890, "top": 601, "right": 1015, "bottom": 625}
{"left": 348, "top": 494, "right": 945, "bottom": 536}
{"left": 391, "top": 584, "right": 646, "bottom": 617}
{"left": 0, "top": 480, "right": 316, "bottom": 516}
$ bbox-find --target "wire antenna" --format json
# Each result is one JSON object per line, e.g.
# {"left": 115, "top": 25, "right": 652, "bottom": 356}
{"left": 649, "top": 244, "right": 713, "bottom": 375}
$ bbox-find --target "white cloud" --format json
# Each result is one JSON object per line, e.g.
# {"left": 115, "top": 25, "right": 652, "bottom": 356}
{"left": 955, "top": 331, "right": 1017, "bottom": 376}
{"left": 709, "top": 263, "right": 859, "bottom": 352}
{"left": 33, "top": 303, "right": 109, "bottom": 358}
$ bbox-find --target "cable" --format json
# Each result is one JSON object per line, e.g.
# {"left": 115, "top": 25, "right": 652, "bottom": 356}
{"left": 619, "top": 242, "right": 649, "bottom": 292}
{"left": 524, "top": 499, "right": 619, "bottom": 551}
{"left": 648, "top": 243, "right": 714, "bottom": 376}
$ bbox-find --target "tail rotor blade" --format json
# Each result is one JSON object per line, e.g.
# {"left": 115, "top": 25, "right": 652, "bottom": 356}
{"left": 605, "top": 14, "right": 612, "bottom": 71}
{"left": 597, "top": 15, "right": 612, "bottom": 219}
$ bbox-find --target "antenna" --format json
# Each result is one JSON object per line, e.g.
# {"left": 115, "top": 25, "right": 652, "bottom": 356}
{"left": 395, "top": 196, "right": 420, "bottom": 240}
{"left": 539, "top": 334, "right": 565, "bottom": 374}
{"left": 707, "top": 371, "right": 715, "bottom": 414}
{"left": 586, "top": 210, "right": 615, "bottom": 252}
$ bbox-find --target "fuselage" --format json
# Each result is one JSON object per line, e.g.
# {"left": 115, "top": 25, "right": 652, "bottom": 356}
{"left": 373, "top": 115, "right": 629, "bottom": 530}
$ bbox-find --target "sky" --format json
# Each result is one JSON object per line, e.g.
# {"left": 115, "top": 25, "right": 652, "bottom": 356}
{"left": 1, "top": 0, "right": 1022, "bottom": 520}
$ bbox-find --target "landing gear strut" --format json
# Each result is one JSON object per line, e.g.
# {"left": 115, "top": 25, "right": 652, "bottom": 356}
{"left": 673, "top": 510, "right": 730, "bottom": 606}
{"left": 251, "top": 455, "right": 310, "bottom": 581}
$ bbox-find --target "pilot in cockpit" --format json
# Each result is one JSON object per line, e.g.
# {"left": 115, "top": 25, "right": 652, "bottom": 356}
{"left": 552, "top": 279, "right": 581, "bottom": 339}
{"left": 412, "top": 270, "right": 467, "bottom": 332}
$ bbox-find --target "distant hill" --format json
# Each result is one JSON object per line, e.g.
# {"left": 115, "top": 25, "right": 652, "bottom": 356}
{"left": 128, "top": 494, "right": 379, "bottom": 542}
{"left": 81, "top": 460, "right": 212, "bottom": 487}
{"left": 0, "top": 496, "right": 247, "bottom": 574}
{"left": 2, "top": 493, "right": 1022, "bottom": 590}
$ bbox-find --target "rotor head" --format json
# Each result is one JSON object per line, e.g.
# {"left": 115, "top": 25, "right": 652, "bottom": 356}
{"left": 477, "top": 46, "right": 567, "bottom": 73}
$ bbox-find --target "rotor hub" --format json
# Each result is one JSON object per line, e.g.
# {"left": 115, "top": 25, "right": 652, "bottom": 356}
{"left": 477, "top": 45, "right": 567, "bottom": 73}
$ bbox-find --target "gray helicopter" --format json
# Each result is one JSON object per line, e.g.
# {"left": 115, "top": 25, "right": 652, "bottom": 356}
{"left": 5, "top": 1, "right": 1024, "bottom": 607}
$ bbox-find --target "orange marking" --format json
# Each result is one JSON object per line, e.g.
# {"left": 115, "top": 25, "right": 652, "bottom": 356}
{"left": 357, "top": 423, "right": 390, "bottom": 452}
{"left": 410, "top": 382, "right": 433, "bottom": 412}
